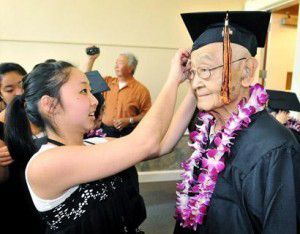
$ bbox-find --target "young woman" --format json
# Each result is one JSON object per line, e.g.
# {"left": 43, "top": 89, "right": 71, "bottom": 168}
{"left": 0, "top": 63, "right": 25, "bottom": 112}
{"left": 0, "top": 63, "right": 46, "bottom": 232}
{"left": 5, "top": 49, "right": 190, "bottom": 233}
{"left": 0, "top": 63, "right": 26, "bottom": 180}
{"left": 0, "top": 63, "right": 25, "bottom": 181}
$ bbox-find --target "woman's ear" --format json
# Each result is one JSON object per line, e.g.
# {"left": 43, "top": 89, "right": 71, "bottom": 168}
{"left": 241, "top": 57, "right": 258, "bottom": 87}
{"left": 40, "top": 95, "right": 59, "bottom": 115}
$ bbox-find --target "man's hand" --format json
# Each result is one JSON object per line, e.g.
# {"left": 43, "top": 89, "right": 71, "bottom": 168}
{"left": 0, "top": 146, "right": 13, "bottom": 166}
{"left": 84, "top": 45, "right": 100, "bottom": 72}
{"left": 87, "top": 52, "right": 100, "bottom": 61}
{"left": 113, "top": 118, "right": 130, "bottom": 131}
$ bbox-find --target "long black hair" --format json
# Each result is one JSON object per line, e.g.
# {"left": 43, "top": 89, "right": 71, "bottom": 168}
{"left": 0, "top": 62, "right": 27, "bottom": 77}
{"left": 5, "top": 61, "right": 74, "bottom": 163}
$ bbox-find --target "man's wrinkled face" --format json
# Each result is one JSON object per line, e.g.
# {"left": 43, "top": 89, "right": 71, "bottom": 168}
{"left": 190, "top": 43, "right": 246, "bottom": 111}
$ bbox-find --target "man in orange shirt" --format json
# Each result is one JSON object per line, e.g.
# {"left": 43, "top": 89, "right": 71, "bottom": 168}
{"left": 85, "top": 49, "right": 151, "bottom": 233}
{"left": 85, "top": 49, "right": 151, "bottom": 138}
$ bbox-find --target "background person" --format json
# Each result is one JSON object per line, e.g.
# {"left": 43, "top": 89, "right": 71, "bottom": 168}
{"left": 267, "top": 89, "right": 300, "bottom": 144}
{"left": 0, "top": 62, "right": 45, "bottom": 233}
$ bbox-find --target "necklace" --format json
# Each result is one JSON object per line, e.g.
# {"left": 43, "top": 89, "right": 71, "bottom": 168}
{"left": 175, "top": 84, "right": 268, "bottom": 230}
{"left": 285, "top": 117, "right": 300, "bottom": 133}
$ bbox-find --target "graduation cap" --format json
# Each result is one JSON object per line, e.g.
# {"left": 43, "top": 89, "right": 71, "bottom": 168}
{"left": 181, "top": 11, "right": 271, "bottom": 104}
{"left": 267, "top": 90, "right": 300, "bottom": 112}
{"left": 181, "top": 11, "right": 271, "bottom": 56}
{"left": 85, "top": 70, "right": 110, "bottom": 94}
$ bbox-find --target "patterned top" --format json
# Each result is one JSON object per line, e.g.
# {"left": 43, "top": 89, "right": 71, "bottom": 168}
{"left": 26, "top": 139, "right": 140, "bottom": 234}
{"left": 40, "top": 175, "right": 129, "bottom": 232}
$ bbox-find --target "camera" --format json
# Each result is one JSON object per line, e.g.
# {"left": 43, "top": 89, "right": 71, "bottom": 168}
{"left": 86, "top": 46, "right": 100, "bottom": 55}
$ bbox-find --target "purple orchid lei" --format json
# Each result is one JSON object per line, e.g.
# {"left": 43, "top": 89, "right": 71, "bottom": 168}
{"left": 285, "top": 117, "right": 300, "bottom": 133}
{"left": 86, "top": 127, "right": 106, "bottom": 138}
{"left": 175, "top": 83, "right": 268, "bottom": 230}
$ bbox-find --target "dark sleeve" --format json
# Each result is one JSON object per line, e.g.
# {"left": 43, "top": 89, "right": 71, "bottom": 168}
{"left": 187, "top": 107, "right": 199, "bottom": 133}
{"left": 290, "top": 129, "right": 300, "bottom": 145}
{"left": 0, "top": 122, "right": 4, "bottom": 140}
{"left": 244, "top": 145, "right": 300, "bottom": 234}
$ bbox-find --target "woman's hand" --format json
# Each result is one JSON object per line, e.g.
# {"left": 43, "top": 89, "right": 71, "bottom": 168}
{"left": 168, "top": 48, "right": 191, "bottom": 84}
{"left": 0, "top": 146, "right": 14, "bottom": 166}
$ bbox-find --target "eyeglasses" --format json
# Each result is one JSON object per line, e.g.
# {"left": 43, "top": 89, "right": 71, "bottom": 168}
{"left": 188, "top": 57, "right": 246, "bottom": 80}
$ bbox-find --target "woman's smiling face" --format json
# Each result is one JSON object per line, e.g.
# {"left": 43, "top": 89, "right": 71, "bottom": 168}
{"left": 56, "top": 68, "right": 99, "bottom": 134}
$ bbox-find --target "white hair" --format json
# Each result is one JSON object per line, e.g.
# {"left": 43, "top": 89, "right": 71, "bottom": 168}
{"left": 120, "top": 52, "right": 138, "bottom": 75}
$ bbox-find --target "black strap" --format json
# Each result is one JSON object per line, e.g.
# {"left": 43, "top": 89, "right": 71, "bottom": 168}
{"left": 84, "top": 140, "right": 95, "bottom": 145}
{"left": 47, "top": 138, "right": 95, "bottom": 146}
{"left": 47, "top": 138, "right": 65, "bottom": 146}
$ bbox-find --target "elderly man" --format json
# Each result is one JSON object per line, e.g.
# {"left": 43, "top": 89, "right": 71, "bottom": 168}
{"left": 85, "top": 51, "right": 151, "bottom": 137}
{"left": 158, "top": 11, "right": 300, "bottom": 234}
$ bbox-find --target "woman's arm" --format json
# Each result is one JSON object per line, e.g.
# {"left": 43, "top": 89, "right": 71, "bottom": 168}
{"left": 157, "top": 87, "right": 197, "bottom": 157}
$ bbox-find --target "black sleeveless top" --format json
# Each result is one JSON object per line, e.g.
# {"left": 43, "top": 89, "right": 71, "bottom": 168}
{"left": 37, "top": 139, "right": 144, "bottom": 234}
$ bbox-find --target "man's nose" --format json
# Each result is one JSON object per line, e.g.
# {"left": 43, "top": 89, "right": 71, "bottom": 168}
{"left": 191, "top": 75, "right": 202, "bottom": 90}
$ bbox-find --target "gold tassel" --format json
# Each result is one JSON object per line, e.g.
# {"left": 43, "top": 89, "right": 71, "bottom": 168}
{"left": 221, "top": 13, "right": 232, "bottom": 104}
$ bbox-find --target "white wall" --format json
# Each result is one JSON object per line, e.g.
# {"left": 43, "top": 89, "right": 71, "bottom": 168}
{"left": 291, "top": 6, "right": 300, "bottom": 118}
{"left": 0, "top": 0, "right": 245, "bottom": 108}
{"left": 265, "top": 13, "right": 297, "bottom": 90}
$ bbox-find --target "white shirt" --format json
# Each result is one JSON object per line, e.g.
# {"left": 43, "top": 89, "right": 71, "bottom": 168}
{"left": 118, "top": 81, "right": 127, "bottom": 90}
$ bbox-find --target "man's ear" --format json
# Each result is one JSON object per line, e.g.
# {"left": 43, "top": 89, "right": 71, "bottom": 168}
{"left": 128, "top": 66, "right": 133, "bottom": 75}
{"left": 39, "top": 95, "right": 59, "bottom": 115}
{"left": 241, "top": 57, "right": 258, "bottom": 87}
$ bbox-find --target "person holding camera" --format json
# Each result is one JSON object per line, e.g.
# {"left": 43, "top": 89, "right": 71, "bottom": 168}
{"left": 84, "top": 46, "right": 151, "bottom": 137}
{"left": 85, "top": 46, "right": 151, "bottom": 138}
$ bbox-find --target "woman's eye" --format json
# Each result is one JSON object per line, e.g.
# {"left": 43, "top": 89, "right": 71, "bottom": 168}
{"left": 81, "top": 89, "right": 88, "bottom": 94}
{"left": 5, "top": 90, "right": 14, "bottom": 93}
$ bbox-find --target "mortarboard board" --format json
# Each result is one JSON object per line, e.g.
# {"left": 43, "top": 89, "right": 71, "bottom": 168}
{"left": 267, "top": 90, "right": 300, "bottom": 112}
{"left": 181, "top": 11, "right": 271, "bottom": 56}
{"left": 85, "top": 70, "right": 110, "bottom": 94}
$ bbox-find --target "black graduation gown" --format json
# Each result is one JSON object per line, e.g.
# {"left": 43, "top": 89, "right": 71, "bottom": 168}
{"left": 174, "top": 110, "right": 300, "bottom": 234}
